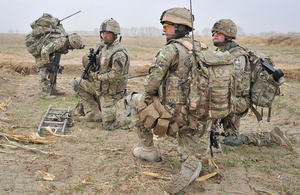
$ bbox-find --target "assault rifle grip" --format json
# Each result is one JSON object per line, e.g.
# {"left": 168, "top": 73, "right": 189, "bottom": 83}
{"left": 210, "top": 129, "right": 228, "bottom": 157}
{"left": 78, "top": 44, "right": 102, "bottom": 85}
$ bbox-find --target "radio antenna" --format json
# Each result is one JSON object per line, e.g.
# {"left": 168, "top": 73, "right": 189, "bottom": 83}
{"left": 189, "top": 0, "right": 196, "bottom": 57}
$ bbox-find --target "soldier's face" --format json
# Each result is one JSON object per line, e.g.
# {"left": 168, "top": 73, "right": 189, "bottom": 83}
{"left": 213, "top": 31, "right": 226, "bottom": 43}
{"left": 163, "top": 23, "right": 175, "bottom": 37}
{"left": 102, "top": 32, "right": 114, "bottom": 41}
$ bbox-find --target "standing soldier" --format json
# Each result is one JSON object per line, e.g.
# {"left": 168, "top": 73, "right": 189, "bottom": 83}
{"left": 37, "top": 33, "right": 83, "bottom": 96}
{"left": 211, "top": 19, "right": 293, "bottom": 150}
{"left": 25, "top": 13, "right": 83, "bottom": 97}
{"left": 71, "top": 18, "right": 131, "bottom": 130}
{"left": 124, "top": 7, "right": 212, "bottom": 194}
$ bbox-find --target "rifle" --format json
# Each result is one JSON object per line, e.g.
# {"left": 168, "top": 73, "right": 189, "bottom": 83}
{"left": 210, "top": 129, "right": 228, "bottom": 157}
{"left": 128, "top": 73, "right": 149, "bottom": 79}
{"left": 49, "top": 53, "right": 63, "bottom": 96}
{"left": 78, "top": 44, "right": 102, "bottom": 85}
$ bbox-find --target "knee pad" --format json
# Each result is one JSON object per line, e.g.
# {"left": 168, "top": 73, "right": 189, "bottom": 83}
{"left": 124, "top": 92, "right": 138, "bottom": 117}
{"left": 71, "top": 78, "right": 79, "bottom": 91}
{"left": 38, "top": 67, "right": 48, "bottom": 78}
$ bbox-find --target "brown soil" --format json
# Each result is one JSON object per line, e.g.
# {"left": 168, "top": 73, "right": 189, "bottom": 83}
{"left": 0, "top": 35, "right": 300, "bottom": 195}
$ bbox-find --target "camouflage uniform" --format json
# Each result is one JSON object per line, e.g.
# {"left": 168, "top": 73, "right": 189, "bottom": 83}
{"left": 72, "top": 19, "right": 131, "bottom": 130}
{"left": 36, "top": 34, "right": 67, "bottom": 93}
{"left": 27, "top": 14, "right": 83, "bottom": 95}
{"left": 130, "top": 36, "right": 211, "bottom": 160}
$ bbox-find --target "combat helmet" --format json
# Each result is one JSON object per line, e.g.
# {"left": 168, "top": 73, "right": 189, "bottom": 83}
{"left": 68, "top": 33, "right": 83, "bottom": 49}
{"left": 100, "top": 18, "right": 121, "bottom": 35}
{"left": 160, "top": 7, "right": 194, "bottom": 40}
{"left": 211, "top": 19, "right": 237, "bottom": 39}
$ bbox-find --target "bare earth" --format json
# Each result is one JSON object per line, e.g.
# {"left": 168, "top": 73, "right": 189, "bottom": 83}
{"left": 0, "top": 34, "right": 300, "bottom": 195}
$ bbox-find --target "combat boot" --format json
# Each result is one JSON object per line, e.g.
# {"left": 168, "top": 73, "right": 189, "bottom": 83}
{"left": 223, "top": 134, "right": 243, "bottom": 146}
{"left": 132, "top": 145, "right": 161, "bottom": 162}
{"left": 270, "top": 127, "right": 293, "bottom": 151}
{"left": 78, "top": 109, "right": 102, "bottom": 122}
{"left": 167, "top": 156, "right": 202, "bottom": 194}
{"left": 51, "top": 88, "right": 66, "bottom": 95}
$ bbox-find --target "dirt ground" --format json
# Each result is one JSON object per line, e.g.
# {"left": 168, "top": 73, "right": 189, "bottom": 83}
{"left": 0, "top": 34, "right": 300, "bottom": 195}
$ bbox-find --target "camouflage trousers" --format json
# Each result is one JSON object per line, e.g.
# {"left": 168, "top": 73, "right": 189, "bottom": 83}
{"left": 71, "top": 78, "right": 131, "bottom": 130}
{"left": 241, "top": 131, "right": 274, "bottom": 146}
{"left": 38, "top": 67, "right": 55, "bottom": 92}
{"left": 130, "top": 94, "right": 210, "bottom": 161}
{"left": 216, "top": 96, "right": 250, "bottom": 136}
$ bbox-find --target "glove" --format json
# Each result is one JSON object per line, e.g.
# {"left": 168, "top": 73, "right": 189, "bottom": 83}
{"left": 87, "top": 72, "right": 95, "bottom": 83}
{"left": 46, "top": 63, "right": 53, "bottom": 73}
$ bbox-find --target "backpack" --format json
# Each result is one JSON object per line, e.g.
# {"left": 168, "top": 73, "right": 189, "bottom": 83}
{"left": 25, "top": 13, "right": 66, "bottom": 57}
{"left": 186, "top": 49, "right": 235, "bottom": 121}
{"left": 170, "top": 39, "right": 235, "bottom": 121}
{"left": 248, "top": 49, "right": 285, "bottom": 121}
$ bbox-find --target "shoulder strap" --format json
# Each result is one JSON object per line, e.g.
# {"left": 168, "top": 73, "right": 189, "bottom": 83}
{"left": 167, "top": 39, "right": 207, "bottom": 52}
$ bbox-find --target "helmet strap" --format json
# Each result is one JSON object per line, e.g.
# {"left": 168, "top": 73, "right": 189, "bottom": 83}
{"left": 104, "top": 34, "right": 118, "bottom": 45}
{"left": 213, "top": 36, "right": 231, "bottom": 47}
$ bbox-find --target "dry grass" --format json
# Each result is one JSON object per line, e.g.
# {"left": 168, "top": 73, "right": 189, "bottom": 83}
{"left": 267, "top": 35, "right": 300, "bottom": 48}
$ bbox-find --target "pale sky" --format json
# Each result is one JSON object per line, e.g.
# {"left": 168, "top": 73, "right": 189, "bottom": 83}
{"left": 1, "top": 0, "right": 299, "bottom": 35}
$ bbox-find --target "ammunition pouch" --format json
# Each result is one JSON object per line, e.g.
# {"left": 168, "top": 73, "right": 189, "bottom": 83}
{"left": 100, "top": 74, "right": 128, "bottom": 95}
{"left": 137, "top": 96, "right": 179, "bottom": 136}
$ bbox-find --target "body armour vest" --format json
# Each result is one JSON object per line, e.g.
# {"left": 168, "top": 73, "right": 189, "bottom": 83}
{"left": 228, "top": 45, "right": 251, "bottom": 97}
{"left": 99, "top": 40, "right": 130, "bottom": 95}
{"left": 163, "top": 38, "right": 203, "bottom": 105}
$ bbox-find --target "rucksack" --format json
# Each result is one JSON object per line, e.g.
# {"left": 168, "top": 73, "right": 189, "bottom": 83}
{"left": 25, "top": 13, "right": 66, "bottom": 57}
{"left": 248, "top": 49, "right": 285, "bottom": 121}
{"left": 170, "top": 40, "right": 235, "bottom": 121}
{"left": 186, "top": 49, "right": 235, "bottom": 121}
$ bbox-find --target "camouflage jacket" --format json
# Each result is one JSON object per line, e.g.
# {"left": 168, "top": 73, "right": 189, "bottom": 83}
{"left": 94, "top": 38, "right": 130, "bottom": 95}
{"left": 39, "top": 33, "right": 69, "bottom": 66}
{"left": 143, "top": 36, "right": 206, "bottom": 105}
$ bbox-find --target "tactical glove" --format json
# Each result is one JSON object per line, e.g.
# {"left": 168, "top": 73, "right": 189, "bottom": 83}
{"left": 46, "top": 64, "right": 53, "bottom": 73}
{"left": 87, "top": 72, "right": 94, "bottom": 82}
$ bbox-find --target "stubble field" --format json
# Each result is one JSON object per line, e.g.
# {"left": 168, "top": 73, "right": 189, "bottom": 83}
{"left": 0, "top": 34, "right": 300, "bottom": 195}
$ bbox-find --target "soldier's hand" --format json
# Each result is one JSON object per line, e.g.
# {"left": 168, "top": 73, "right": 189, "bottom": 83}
{"left": 46, "top": 63, "right": 53, "bottom": 73}
{"left": 87, "top": 72, "right": 94, "bottom": 83}
{"left": 94, "top": 72, "right": 100, "bottom": 81}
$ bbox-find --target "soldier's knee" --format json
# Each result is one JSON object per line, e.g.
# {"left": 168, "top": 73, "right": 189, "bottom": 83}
{"left": 38, "top": 67, "right": 48, "bottom": 77}
{"left": 124, "top": 92, "right": 139, "bottom": 117}
{"left": 71, "top": 78, "right": 79, "bottom": 91}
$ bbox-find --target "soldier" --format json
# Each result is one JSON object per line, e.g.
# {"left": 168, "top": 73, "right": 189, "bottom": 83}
{"left": 36, "top": 33, "right": 83, "bottom": 96}
{"left": 26, "top": 13, "right": 83, "bottom": 97}
{"left": 71, "top": 18, "right": 131, "bottom": 130}
{"left": 211, "top": 19, "right": 251, "bottom": 136}
{"left": 211, "top": 19, "right": 293, "bottom": 150}
{"left": 124, "top": 7, "right": 212, "bottom": 194}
